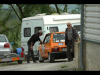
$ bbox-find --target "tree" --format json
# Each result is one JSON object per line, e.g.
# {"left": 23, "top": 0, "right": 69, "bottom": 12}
{"left": 9, "top": 4, "right": 22, "bottom": 22}
{"left": 8, "top": 4, "right": 57, "bottom": 22}
{"left": 63, "top": 4, "right": 67, "bottom": 12}
{"left": 55, "top": 4, "right": 60, "bottom": 14}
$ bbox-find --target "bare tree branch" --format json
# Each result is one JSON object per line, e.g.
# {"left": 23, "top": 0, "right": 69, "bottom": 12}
{"left": 63, "top": 4, "right": 67, "bottom": 12}
{"left": 47, "top": 4, "right": 52, "bottom": 14}
{"left": 16, "top": 4, "right": 24, "bottom": 18}
{"left": 55, "top": 4, "right": 60, "bottom": 14}
{"left": 9, "top": 4, "right": 22, "bottom": 22}
{"left": 65, "top": 4, "right": 67, "bottom": 12}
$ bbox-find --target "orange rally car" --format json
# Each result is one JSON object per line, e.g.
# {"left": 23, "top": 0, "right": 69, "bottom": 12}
{"left": 38, "top": 31, "right": 68, "bottom": 63}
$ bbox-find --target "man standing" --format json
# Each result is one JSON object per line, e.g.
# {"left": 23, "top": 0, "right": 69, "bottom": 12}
{"left": 65, "top": 22, "right": 79, "bottom": 61}
{"left": 27, "top": 30, "right": 45, "bottom": 63}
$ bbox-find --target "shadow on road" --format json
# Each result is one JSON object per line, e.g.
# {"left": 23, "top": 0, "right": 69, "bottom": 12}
{"left": 0, "top": 61, "right": 19, "bottom": 67}
{"left": 42, "top": 59, "right": 71, "bottom": 63}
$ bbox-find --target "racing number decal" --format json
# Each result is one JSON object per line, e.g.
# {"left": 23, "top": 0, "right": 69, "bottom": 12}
{"left": 42, "top": 44, "right": 45, "bottom": 55}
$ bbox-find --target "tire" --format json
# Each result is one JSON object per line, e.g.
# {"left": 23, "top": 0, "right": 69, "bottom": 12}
{"left": 38, "top": 51, "right": 44, "bottom": 62}
{"left": 17, "top": 60, "right": 22, "bottom": 64}
{"left": 48, "top": 53, "right": 54, "bottom": 63}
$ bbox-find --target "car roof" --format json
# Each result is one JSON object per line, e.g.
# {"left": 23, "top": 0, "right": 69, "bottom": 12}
{"left": 47, "top": 31, "right": 65, "bottom": 35}
{"left": 0, "top": 34, "right": 6, "bottom": 36}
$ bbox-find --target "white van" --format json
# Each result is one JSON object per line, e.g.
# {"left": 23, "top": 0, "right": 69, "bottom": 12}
{"left": 21, "top": 13, "right": 81, "bottom": 58}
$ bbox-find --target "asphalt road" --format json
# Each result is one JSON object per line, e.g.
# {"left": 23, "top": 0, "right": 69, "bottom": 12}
{"left": 0, "top": 58, "right": 76, "bottom": 71}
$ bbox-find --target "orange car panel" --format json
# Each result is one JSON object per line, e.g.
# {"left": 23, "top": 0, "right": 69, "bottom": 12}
{"left": 39, "top": 32, "right": 66, "bottom": 58}
{"left": 44, "top": 43, "right": 51, "bottom": 58}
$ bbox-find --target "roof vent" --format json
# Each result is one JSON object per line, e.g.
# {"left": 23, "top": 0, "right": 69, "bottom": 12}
{"left": 51, "top": 13, "right": 59, "bottom": 15}
{"left": 36, "top": 13, "right": 46, "bottom": 16}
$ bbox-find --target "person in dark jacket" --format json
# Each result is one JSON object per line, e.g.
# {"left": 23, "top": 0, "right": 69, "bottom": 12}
{"left": 65, "top": 22, "right": 79, "bottom": 61}
{"left": 27, "top": 30, "right": 45, "bottom": 63}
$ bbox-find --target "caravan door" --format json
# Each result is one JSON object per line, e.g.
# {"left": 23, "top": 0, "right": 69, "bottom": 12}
{"left": 32, "top": 19, "right": 44, "bottom": 57}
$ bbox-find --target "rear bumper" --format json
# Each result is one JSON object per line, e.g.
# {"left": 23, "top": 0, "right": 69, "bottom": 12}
{"left": 51, "top": 51, "right": 67, "bottom": 58}
{"left": 0, "top": 57, "right": 25, "bottom": 62}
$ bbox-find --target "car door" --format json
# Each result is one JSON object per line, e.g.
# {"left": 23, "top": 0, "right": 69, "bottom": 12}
{"left": 42, "top": 34, "right": 51, "bottom": 58}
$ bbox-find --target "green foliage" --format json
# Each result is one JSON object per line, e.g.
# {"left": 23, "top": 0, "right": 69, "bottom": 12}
{"left": 0, "top": 7, "right": 12, "bottom": 28}
{"left": 0, "top": 4, "right": 3, "bottom": 8}
{"left": 0, "top": 5, "right": 21, "bottom": 49}
{"left": 61, "top": 66, "right": 68, "bottom": 68}
{"left": 22, "top": 4, "right": 34, "bottom": 17}
{"left": 71, "top": 4, "right": 81, "bottom": 14}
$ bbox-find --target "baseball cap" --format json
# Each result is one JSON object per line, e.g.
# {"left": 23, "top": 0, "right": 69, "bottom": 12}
{"left": 38, "top": 30, "right": 43, "bottom": 34}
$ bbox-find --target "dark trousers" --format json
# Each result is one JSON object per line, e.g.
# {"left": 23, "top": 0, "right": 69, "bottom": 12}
{"left": 66, "top": 40, "right": 74, "bottom": 61}
{"left": 27, "top": 43, "right": 36, "bottom": 63}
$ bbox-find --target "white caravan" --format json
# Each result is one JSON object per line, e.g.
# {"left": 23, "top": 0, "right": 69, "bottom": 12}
{"left": 21, "top": 13, "right": 81, "bottom": 58}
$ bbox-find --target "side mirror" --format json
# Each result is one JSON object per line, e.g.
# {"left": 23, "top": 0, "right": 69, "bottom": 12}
{"left": 11, "top": 42, "right": 14, "bottom": 45}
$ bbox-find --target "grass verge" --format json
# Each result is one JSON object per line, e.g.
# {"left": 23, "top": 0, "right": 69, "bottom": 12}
{"left": 61, "top": 65, "right": 68, "bottom": 68}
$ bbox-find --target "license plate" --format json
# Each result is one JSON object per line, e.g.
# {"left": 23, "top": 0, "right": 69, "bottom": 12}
{"left": 62, "top": 48, "right": 67, "bottom": 51}
{"left": 58, "top": 43, "right": 63, "bottom": 46}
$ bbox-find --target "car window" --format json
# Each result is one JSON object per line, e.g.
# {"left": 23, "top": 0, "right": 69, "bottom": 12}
{"left": 0, "top": 36, "right": 7, "bottom": 42}
{"left": 53, "top": 33, "right": 65, "bottom": 43}
{"left": 44, "top": 34, "right": 51, "bottom": 43}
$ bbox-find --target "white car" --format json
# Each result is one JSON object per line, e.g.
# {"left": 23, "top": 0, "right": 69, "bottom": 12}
{"left": 0, "top": 34, "right": 13, "bottom": 55}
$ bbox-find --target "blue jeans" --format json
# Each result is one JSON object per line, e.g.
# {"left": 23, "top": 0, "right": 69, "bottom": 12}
{"left": 27, "top": 43, "right": 36, "bottom": 63}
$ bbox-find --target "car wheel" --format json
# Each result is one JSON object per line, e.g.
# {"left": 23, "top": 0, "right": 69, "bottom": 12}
{"left": 38, "top": 51, "right": 44, "bottom": 62}
{"left": 48, "top": 53, "right": 54, "bottom": 63}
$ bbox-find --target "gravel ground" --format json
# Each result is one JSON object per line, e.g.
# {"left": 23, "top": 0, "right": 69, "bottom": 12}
{"left": 0, "top": 58, "right": 76, "bottom": 71}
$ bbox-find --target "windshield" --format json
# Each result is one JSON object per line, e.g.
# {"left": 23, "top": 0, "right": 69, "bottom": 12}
{"left": 53, "top": 33, "right": 65, "bottom": 43}
{"left": 0, "top": 36, "right": 7, "bottom": 42}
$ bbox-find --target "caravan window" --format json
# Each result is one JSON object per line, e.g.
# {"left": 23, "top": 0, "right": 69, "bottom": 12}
{"left": 49, "top": 27, "right": 59, "bottom": 33}
{"left": 24, "top": 28, "right": 31, "bottom": 37}
{"left": 34, "top": 27, "right": 42, "bottom": 34}
{"left": 73, "top": 25, "right": 80, "bottom": 31}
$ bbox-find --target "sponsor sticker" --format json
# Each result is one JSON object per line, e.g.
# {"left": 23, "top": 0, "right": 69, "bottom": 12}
{"left": 56, "top": 40, "right": 59, "bottom": 42}
{"left": 60, "top": 40, "right": 65, "bottom": 42}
